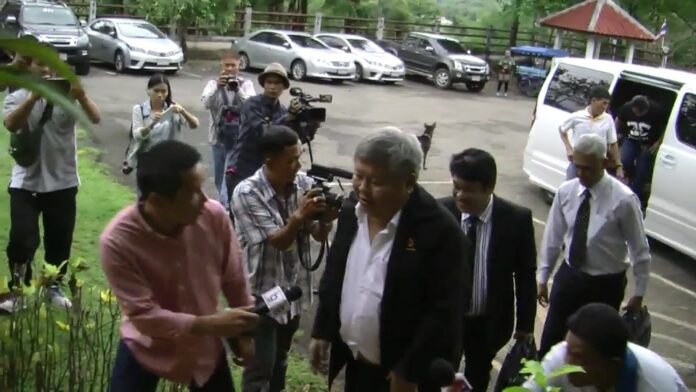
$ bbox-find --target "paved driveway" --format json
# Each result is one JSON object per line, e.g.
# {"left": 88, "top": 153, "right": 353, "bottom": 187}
{"left": 81, "top": 61, "right": 696, "bottom": 389}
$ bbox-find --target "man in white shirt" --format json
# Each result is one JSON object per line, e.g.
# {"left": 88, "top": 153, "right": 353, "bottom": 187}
{"left": 309, "top": 128, "right": 469, "bottom": 392}
{"left": 537, "top": 133, "right": 651, "bottom": 357}
{"left": 525, "top": 303, "right": 687, "bottom": 392}
{"left": 201, "top": 51, "right": 256, "bottom": 208}
{"left": 559, "top": 86, "right": 624, "bottom": 180}
{"left": 1, "top": 49, "right": 101, "bottom": 313}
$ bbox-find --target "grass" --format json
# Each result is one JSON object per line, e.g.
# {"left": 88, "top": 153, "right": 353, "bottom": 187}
{"left": 0, "top": 124, "right": 327, "bottom": 391}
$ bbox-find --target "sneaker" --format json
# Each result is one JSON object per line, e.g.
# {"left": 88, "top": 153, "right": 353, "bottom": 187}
{"left": 504, "top": 92, "right": 508, "bottom": 97}
{"left": 496, "top": 92, "right": 500, "bottom": 97}
{"left": 46, "top": 286, "right": 72, "bottom": 309}
{"left": 0, "top": 293, "right": 21, "bottom": 314}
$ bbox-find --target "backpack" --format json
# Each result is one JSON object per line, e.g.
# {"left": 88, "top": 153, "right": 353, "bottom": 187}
{"left": 122, "top": 104, "right": 146, "bottom": 175}
{"left": 218, "top": 88, "right": 243, "bottom": 149}
{"left": 8, "top": 103, "right": 54, "bottom": 167}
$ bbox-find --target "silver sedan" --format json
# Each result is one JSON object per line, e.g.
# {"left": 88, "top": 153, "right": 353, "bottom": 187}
{"left": 315, "top": 33, "right": 405, "bottom": 84}
{"left": 233, "top": 29, "right": 356, "bottom": 82}
{"left": 87, "top": 17, "right": 184, "bottom": 74}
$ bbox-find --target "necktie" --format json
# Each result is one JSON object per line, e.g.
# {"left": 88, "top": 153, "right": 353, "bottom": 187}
{"left": 465, "top": 216, "right": 478, "bottom": 287}
{"left": 569, "top": 190, "right": 591, "bottom": 268}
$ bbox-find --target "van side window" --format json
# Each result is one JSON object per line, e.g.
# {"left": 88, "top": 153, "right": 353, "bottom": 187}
{"left": 544, "top": 64, "right": 613, "bottom": 113}
{"left": 677, "top": 93, "right": 696, "bottom": 150}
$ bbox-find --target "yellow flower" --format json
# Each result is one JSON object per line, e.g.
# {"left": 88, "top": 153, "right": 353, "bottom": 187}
{"left": 55, "top": 320, "right": 70, "bottom": 332}
{"left": 100, "top": 290, "right": 116, "bottom": 304}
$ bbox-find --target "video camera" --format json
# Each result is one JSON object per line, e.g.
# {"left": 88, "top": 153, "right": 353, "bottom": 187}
{"left": 306, "top": 164, "right": 353, "bottom": 211}
{"left": 289, "top": 87, "right": 332, "bottom": 144}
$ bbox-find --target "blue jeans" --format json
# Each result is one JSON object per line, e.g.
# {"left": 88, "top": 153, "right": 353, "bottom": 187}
{"left": 242, "top": 315, "right": 300, "bottom": 392}
{"left": 621, "top": 139, "right": 654, "bottom": 204}
{"left": 211, "top": 143, "right": 228, "bottom": 207}
{"left": 109, "top": 340, "right": 234, "bottom": 391}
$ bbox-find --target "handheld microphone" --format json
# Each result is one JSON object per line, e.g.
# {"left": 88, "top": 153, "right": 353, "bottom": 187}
{"left": 252, "top": 286, "right": 303, "bottom": 316}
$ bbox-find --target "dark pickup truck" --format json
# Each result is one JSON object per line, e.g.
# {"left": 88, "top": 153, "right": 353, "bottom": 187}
{"left": 378, "top": 32, "right": 490, "bottom": 91}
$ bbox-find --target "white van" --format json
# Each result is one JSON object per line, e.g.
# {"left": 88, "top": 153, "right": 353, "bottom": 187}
{"left": 523, "top": 57, "right": 696, "bottom": 260}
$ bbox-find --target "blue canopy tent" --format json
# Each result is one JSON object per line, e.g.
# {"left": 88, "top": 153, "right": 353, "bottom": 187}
{"left": 510, "top": 46, "right": 570, "bottom": 58}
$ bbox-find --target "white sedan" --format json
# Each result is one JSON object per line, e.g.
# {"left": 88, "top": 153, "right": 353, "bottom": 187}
{"left": 233, "top": 29, "right": 356, "bottom": 82}
{"left": 315, "top": 33, "right": 405, "bottom": 84}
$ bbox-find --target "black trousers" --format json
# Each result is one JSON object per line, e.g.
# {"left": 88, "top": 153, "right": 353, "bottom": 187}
{"left": 344, "top": 356, "right": 389, "bottom": 392}
{"left": 6, "top": 187, "right": 77, "bottom": 287}
{"left": 343, "top": 355, "right": 440, "bottom": 392}
{"left": 497, "top": 81, "right": 509, "bottom": 93}
{"left": 539, "top": 262, "right": 627, "bottom": 357}
{"left": 110, "top": 340, "right": 234, "bottom": 392}
{"left": 462, "top": 316, "right": 505, "bottom": 392}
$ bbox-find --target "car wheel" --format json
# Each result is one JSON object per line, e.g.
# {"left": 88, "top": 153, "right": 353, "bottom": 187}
{"left": 75, "top": 61, "right": 90, "bottom": 76}
{"left": 165, "top": 69, "right": 178, "bottom": 75}
{"left": 384, "top": 81, "right": 397, "bottom": 85}
{"left": 433, "top": 68, "right": 452, "bottom": 89}
{"left": 114, "top": 51, "right": 126, "bottom": 73}
{"left": 465, "top": 82, "right": 484, "bottom": 93}
{"left": 291, "top": 60, "right": 306, "bottom": 81}
{"left": 353, "top": 63, "right": 363, "bottom": 82}
{"left": 239, "top": 52, "right": 250, "bottom": 71}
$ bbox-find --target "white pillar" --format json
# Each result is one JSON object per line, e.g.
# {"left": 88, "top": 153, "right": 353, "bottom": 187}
{"left": 376, "top": 17, "right": 385, "bottom": 40}
{"left": 553, "top": 30, "right": 563, "bottom": 49}
{"left": 625, "top": 43, "right": 635, "bottom": 64}
{"left": 88, "top": 0, "right": 96, "bottom": 22}
{"left": 243, "top": 7, "right": 252, "bottom": 36}
{"left": 594, "top": 39, "right": 602, "bottom": 58}
{"left": 313, "top": 13, "right": 322, "bottom": 35}
{"left": 585, "top": 36, "right": 596, "bottom": 59}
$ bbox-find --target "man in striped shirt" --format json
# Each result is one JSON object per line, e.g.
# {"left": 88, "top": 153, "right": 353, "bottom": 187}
{"left": 231, "top": 125, "right": 337, "bottom": 392}
{"left": 440, "top": 149, "right": 537, "bottom": 392}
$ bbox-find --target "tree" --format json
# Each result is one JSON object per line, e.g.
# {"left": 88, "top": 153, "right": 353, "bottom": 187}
{"left": 132, "top": 0, "right": 240, "bottom": 57}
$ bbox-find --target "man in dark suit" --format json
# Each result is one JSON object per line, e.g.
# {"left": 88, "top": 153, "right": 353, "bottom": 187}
{"left": 440, "top": 148, "right": 537, "bottom": 392}
{"left": 310, "top": 127, "right": 471, "bottom": 392}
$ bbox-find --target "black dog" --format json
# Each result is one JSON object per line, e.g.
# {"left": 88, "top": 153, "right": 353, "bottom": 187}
{"left": 417, "top": 122, "right": 436, "bottom": 170}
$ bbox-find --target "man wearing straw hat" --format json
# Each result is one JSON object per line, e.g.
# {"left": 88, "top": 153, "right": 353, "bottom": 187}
{"left": 224, "top": 63, "right": 303, "bottom": 204}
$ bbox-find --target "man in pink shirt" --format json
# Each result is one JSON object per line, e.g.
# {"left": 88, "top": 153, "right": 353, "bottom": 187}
{"left": 100, "top": 140, "right": 259, "bottom": 391}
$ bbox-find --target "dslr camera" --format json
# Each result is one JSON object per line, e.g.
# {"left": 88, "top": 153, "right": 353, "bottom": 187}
{"left": 288, "top": 87, "right": 332, "bottom": 144}
{"left": 306, "top": 164, "right": 352, "bottom": 218}
{"left": 226, "top": 74, "right": 240, "bottom": 91}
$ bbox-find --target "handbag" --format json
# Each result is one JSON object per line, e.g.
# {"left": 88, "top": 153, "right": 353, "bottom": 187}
{"left": 8, "top": 102, "right": 54, "bottom": 167}
{"left": 493, "top": 337, "right": 538, "bottom": 391}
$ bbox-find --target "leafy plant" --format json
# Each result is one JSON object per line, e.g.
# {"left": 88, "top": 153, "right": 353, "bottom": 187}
{"left": 0, "top": 36, "right": 93, "bottom": 129}
{"left": 503, "top": 359, "right": 585, "bottom": 392}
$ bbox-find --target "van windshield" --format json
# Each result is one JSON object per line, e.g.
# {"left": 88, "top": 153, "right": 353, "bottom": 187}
{"left": 544, "top": 63, "right": 613, "bottom": 113}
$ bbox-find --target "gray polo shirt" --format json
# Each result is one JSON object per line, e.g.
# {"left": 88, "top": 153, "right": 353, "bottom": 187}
{"left": 4, "top": 89, "right": 79, "bottom": 193}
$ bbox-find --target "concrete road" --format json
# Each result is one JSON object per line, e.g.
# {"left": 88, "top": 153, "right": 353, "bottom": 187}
{"left": 81, "top": 60, "right": 696, "bottom": 389}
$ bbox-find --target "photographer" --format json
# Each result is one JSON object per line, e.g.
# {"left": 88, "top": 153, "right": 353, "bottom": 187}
{"left": 231, "top": 125, "right": 337, "bottom": 392}
{"left": 1, "top": 46, "right": 100, "bottom": 313}
{"left": 201, "top": 51, "right": 255, "bottom": 208}
{"left": 225, "top": 63, "right": 303, "bottom": 202}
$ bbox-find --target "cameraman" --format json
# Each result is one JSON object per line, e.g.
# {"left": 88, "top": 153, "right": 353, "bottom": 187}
{"left": 201, "top": 51, "right": 255, "bottom": 208}
{"left": 1, "top": 45, "right": 100, "bottom": 313}
{"left": 231, "top": 125, "right": 337, "bottom": 392}
{"left": 225, "top": 63, "right": 302, "bottom": 203}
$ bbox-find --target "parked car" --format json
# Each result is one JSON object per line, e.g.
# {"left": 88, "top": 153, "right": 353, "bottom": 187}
{"left": 232, "top": 29, "right": 355, "bottom": 82}
{"left": 86, "top": 17, "right": 183, "bottom": 74}
{"left": 378, "top": 32, "right": 490, "bottom": 91}
{"left": 0, "top": 0, "right": 90, "bottom": 75}
{"left": 314, "top": 33, "right": 405, "bottom": 84}
{"left": 524, "top": 57, "right": 696, "bottom": 260}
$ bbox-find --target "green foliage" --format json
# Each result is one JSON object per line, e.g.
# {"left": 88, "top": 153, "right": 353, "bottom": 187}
{"left": 502, "top": 359, "right": 585, "bottom": 392}
{"left": 0, "top": 37, "right": 93, "bottom": 129}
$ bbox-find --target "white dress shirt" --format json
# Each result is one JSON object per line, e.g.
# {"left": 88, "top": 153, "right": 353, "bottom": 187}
{"left": 340, "top": 204, "right": 402, "bottom": 365}
{"left": 461, "top": 196, "right": 494, "bottom": 316}
{"left": 560, "top": 107, "right": 618, "bottom": 146}
{"left": 538, "top": 173, "right": 651, "bottom": 296}
{"left": 523, "top": 342, "right": 688, "bottom": 392}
